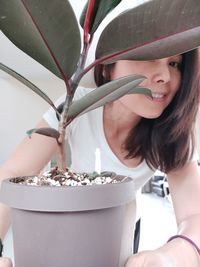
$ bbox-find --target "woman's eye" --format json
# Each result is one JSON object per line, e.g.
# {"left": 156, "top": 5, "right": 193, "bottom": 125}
{"left": 169, "top": 61, "right": 181, "bottom": 69}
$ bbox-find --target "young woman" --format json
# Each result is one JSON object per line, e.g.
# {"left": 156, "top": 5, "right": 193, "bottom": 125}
{"left": 0, "top": 49, "right": 200, "bottom": 267}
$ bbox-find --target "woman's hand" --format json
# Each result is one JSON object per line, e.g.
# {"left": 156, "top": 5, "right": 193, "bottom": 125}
{"left": 126, "top": 239, "right": 200, "bottom": 267}
{"left": 125, "top": 250, "right": 175, "bottom": 267}
{"left": 0, "top": 258, "right": 12, "bottom": 267}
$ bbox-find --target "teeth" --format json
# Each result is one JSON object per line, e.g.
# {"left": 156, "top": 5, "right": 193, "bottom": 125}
{"left": 152, "top": 93, "right": 165, "bottom": 99}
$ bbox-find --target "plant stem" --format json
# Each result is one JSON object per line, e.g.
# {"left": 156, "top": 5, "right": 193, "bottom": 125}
{"left": 57, "top": 95, "right": 72, "bottom": 171}
{"left": 83, "top": 0, "right": 95, "bottom": 44}
{"left": 71, "top": 35, "right": 93, "bottom": 92}
{"left": 57, "top": 129, "right": 66, "bottom": 171}
{"left": 55, "top": 0, "right": 94, "bottom": 171}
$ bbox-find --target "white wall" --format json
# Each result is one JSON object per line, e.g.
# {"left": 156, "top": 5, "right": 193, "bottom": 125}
{"left": 0, "top": 77, "right": 65, "bottom": 164}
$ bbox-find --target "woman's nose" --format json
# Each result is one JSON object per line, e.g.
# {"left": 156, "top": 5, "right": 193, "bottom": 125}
{"left": 152, "top": 60, "right": 171, "bottom": 84}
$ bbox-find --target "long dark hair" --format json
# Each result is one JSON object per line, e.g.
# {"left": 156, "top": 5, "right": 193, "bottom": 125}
{"left": 94, "top": 49, "right": 200, "bottom": 172}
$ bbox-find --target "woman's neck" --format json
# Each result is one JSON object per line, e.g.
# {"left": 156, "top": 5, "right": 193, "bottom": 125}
{"left": 103, "top": 101, "right": 142, "bottom": 168}
{"left": 103, "top": 100, "right": 141, "bottom": 135}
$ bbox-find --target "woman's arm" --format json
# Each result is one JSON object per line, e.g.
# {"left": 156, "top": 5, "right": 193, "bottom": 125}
{"left": 0, "top": 119, "right": 58, "bottom": 239}
{"left": 165, "top": 160, "right": 200, "bottom": 264}
{"left": 126, "top": 160, "right": 200, "bottom": 267}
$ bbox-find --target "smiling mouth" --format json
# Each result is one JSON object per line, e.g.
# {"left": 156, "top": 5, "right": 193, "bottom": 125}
{"left": 151, "top": 92, "right": 166, "bottom": 100}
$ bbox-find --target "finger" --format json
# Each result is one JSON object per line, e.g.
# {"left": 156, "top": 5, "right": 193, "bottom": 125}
{"left": 125, "top": 254, "right": 144, "bottom": 267}
{"left": 0, "top": 257, "right": 13, "bottom": 267}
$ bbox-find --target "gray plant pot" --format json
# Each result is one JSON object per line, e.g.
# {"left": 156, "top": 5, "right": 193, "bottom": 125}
{"left": 0, "top": 175, "right": 136, "bottom": 267}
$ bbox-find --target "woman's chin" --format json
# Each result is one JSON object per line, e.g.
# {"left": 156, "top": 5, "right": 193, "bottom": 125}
{"left": 142, "top": 112, "right": 163, "bottom": 119}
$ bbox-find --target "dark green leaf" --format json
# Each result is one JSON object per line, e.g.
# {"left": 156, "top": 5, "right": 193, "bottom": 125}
{"left": 0, "top": 0, "right": 81, "bottom": 79}
{"left": 0, "top": 62, "right": 60, "bottom": 118}
{"left": 27, "top": 128, "right": 60, "bottom": 140}
{"left": 127, "top": 87, "right": 152, "bottom": 98}
{"left": 66, "top": 75, "right": 151, "bottom": 124}
{"left": 91, "top": 0, "right": 122, "bottom": 34}
{"left": 80, "top": 0, "right": 122, "bottom": 34}
{"left": 100, "top": 171, "right": 116, "bottom": 178}
{"left": 96, "top": 0, "right": 200, "bottom": 63}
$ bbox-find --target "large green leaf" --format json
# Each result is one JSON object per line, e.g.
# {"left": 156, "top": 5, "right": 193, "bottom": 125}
{"left": 66, "top": 75, "right": 151, "bottom": 124}
{"left": 0, "top": 0, "right": 81, "bottom": 79}
{"left": 80, "top": 0, "right": 122, "bottom": 34}
{"left": 96, "top": 0, "right": 200, "bottom": 62}
{"left": 0, "top": 63, "right": 60, "bottom": 117}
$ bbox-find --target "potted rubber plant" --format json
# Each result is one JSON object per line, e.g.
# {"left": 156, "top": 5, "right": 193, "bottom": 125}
{"left": 0, "top": 0, "right": 200, "bottom": 267}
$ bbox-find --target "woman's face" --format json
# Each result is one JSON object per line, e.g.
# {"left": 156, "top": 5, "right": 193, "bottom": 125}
{"left": 110, "top": 55, "right": 183, "bottom": 119}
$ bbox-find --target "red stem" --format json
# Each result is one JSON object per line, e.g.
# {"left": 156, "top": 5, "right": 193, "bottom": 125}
{"left": 21, "top": 0, "right": 71, "bottom": 94}
{"left": 84, "top": 0, "right": 95, "bottom": 44}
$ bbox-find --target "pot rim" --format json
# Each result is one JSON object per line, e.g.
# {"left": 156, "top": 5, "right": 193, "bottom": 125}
{"left": 0, "top": 175, "right": 136, "bottom": 212}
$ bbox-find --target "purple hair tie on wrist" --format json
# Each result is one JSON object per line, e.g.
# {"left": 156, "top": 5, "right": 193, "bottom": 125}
{"left": 168, "top": 235, "right": 200, "bottom": 256}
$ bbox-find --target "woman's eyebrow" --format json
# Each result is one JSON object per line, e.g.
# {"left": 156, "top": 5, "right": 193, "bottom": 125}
{"left": 175, "top": 55, "right": 183, "bottom": 61}
{"left": 169, "top": 55, "right": 183, "bottom": 63}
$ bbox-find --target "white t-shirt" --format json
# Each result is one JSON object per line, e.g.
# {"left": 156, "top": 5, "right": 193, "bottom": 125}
{"left": 43, "top": 87, "right": 155, "bottom": 194}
